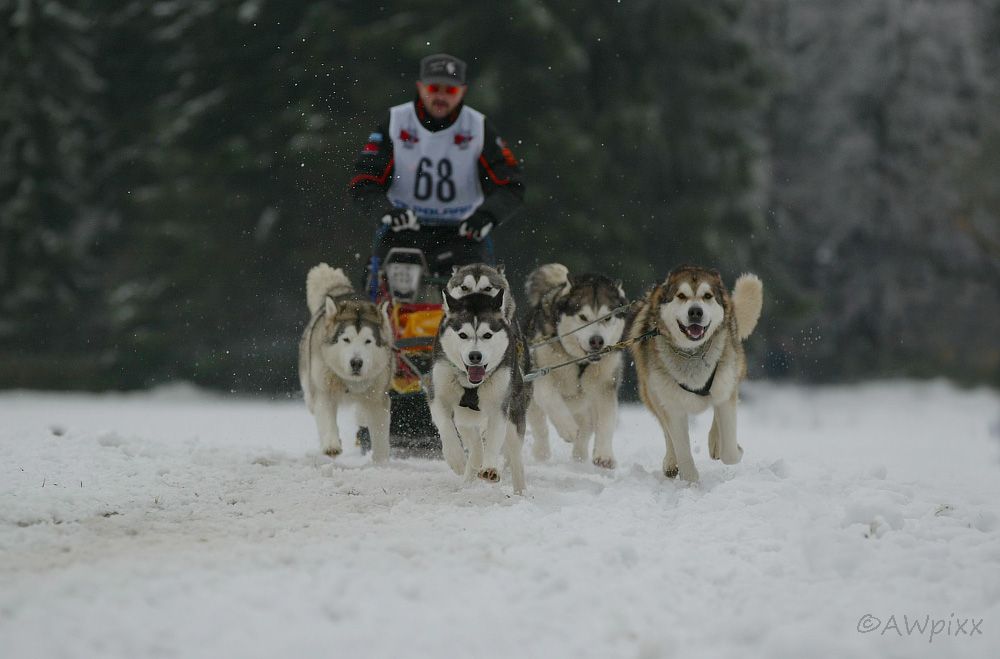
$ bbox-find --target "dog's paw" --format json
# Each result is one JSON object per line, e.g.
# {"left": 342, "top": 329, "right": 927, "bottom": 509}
{"left": 721, "top": 443, "right": 744, "bottom": 465}
{"left": 441, "top": 435, "right": 467, "bottom": 475}
{"left": 324, "top": 446, "right": 343, "bottom": 458}
{"left": 663, "top": 456, "right": 678, "bottom": 478}
{"left": 593, "top": 455, "right": 616, "bottom": 470}
{"left": 708, "top": 434, "right": 721, "bottom": 460}
{"left": 478, "top": 468, "right": 500, "bottom": 483}
{"left": 677, "top": 463, "right": 700, "bottom": 482}
{"left": 443, "top": 446, "right": 466, "bottom": 475}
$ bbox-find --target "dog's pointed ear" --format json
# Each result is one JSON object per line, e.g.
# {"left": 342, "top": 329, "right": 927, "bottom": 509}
{"left": 495, "top": 262, "right": 505, "bottom": 275}
{"left": 451, "top": 265, "right": 460, "bottom": 276}
{"left": 615, "top": 279, "right": 626, "bottom": 301}
{"left": 378, "top": 299, "right": 392, "bottom": 328}
{"left": 442, "top": 290, "right": 459, "bottom": 315}
{"left": 490, "top": 288, "right": 505, "bottom": 311}
{"left": 324, "top": 296, "right": 338, "bottom": 318}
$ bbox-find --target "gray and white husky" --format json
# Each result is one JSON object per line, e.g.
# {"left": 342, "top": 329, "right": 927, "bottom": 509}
{"left": 429, "top": 287, "right": 531, "bottom": 493}
{"left": 298, "top": 264, "right": 393, "bottom": 462}
{"left": 446, "top": 262, "right": 515, "bottom": 320}
{"left": 525, "top": 264, "right": 629, "bottom": 468}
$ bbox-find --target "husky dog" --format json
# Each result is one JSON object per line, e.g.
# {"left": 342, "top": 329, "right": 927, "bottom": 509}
{"left": 446, "top": 262, "right": 515, "bottom": 319}
{"left": 524, "top": 264, "right": 629, "bottom": 467}
{"left": 429, "top": 289, "right": 531, "bottom": 493}
{"left": 628, "top": 266, "right": 763, "bottom": 482}
{"left": 298, "top": 264, "right": 393, "bottom": 462}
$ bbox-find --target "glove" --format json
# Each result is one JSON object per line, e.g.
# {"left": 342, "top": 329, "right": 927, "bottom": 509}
{"left": 458, "top": 213, "right": 494, "bottom": 242}
{"left": 381, "top": 208, "right": 419, "bottom": 232}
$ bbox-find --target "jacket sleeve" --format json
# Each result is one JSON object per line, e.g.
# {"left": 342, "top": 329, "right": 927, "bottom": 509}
{"left": 473, "top": 118, "right": 525, "bottom": 228}
{"left": 348, "top": 115, "right": 395, "bottom": 223}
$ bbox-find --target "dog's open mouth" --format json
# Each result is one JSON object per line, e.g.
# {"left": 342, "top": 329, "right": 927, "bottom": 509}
{"left": 679, "top": 321, "right": 709, "bottom": 341}
{"left": 466, "top": 365, "right": 487, "bottom": 385}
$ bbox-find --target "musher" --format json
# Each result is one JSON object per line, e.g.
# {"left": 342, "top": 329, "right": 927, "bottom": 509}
{"left": 350, "top": 53, "right": 524, "bottom": 280}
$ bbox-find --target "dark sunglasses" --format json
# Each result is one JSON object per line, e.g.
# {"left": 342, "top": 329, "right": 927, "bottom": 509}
{"left": 425, "top": 83, "right": 462, "bottom": 95}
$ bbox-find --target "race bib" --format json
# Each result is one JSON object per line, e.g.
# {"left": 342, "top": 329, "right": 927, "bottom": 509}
{"left": 386, "top": 103, "right": 485, "bottom": 222}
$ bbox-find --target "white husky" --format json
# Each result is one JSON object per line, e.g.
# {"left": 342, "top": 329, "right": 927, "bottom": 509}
{"left": 524, "top": 264, "right": 629, "bottom": 468}
{"left": 429, "top": 289, "right": 531, "bottom": 493}
{"left": 298, "top": 264, "right": 393, "bottom": 462}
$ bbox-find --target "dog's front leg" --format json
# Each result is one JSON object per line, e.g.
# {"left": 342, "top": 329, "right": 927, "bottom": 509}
{"left": 644, "top": 399, "right": 678, "bottom": 477}
{"left": 591, "top": 387, "right": 618, "bottom": 469}
{"left": 430, "top": 400, "right": 466, "bottom": 475}
{"left": 534, "top": 378, "right": 579, "bottom": 444}
{"left": 461, "top": 426, "right": 484, "bottom": 481}
{"left": 360, "top": 394, "right": 391, "bottom": 464}
{"left": 504, "top": 422, "right": 526, "bottom": 494}
{"left": 478, "top": 415, "right": 507, "bottom": 482}
{"left": 664, "top": 411, "right": 699, "bottom": 482}
{"left": 313, "top": 394, "right": 343, "bottom": 457}
{"left": 571, "top": 413, "right": 592, "bottom": 461}
{"left": 713, "top": 395, "right": 743, "bottom": 465}
{"left": 527, "top": 400, "right": 551, "bottom": 461}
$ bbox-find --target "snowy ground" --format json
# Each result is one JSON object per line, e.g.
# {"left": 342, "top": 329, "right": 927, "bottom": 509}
{"left": 1, "top": 381, "right": 998, "bottom": 659}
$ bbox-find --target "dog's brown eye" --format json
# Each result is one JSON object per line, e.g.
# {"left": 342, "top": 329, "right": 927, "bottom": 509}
{"left": 677, "top": 293, "right": 687, "bottom": 301}
{"left": 365, "top": 339, "right": 372, "bottom": 345}
{"left": 579, "top": 314, "right": 588, "bottom": 322}
{"left": 458, "top": 332, "right": 468, "bottom": 339}
{"left": 460, "top": 285, "right": 469, "bottom": 292}
{"left": 482, "top": 332, "right": 493, "bottom": 340}
{"left": 704, "top": 293, "right": 713, "bottom": 300}
{"left": 341, "top": 337, "right": 350, "bottom": 343}
{"left": 483, "top": 286, "right": 492, "bottom": 292}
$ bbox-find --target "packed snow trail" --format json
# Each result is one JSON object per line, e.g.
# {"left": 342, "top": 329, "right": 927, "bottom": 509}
{"left": 1, "top": 381, "right": 998, "bottom": 659}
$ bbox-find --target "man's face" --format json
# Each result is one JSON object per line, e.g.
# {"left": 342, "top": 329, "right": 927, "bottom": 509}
{"left": 416, "top": 81, "right": 467, "bottom": 119}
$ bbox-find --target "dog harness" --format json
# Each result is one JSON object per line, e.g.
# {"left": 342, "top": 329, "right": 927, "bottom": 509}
{"left": 459, "top": 387, "right": 480, "bottom": 411}
{"left": 677, "top": 363, "right": 718, "bottom": 397}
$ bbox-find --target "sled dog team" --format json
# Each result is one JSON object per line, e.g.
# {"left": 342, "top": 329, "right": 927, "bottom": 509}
{"left": 299, "top": 262, "right": 763, "bottom": 494}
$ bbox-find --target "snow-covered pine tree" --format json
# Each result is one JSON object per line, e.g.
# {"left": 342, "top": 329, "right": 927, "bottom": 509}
{"left": 748, "top": 0, "right": 997, "bottom": 381}
{"left": 0, "top": 0, "right": 112, "bottom": 383}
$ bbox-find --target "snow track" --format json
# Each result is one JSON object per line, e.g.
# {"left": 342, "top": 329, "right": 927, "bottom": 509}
{"left": 1, "top": 381, "right": 998, "bottom": 658}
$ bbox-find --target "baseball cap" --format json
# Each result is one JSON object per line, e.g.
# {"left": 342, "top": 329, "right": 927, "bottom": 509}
{"left": 419, "top": 54, "right": 467, "bottom": 85}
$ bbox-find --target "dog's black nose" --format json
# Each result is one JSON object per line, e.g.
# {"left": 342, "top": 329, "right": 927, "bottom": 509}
{"left": 688, "top": 306, "right": 703, "bottom": 321}
{"left": 468, "top": 351, "right": 482, "bottom": 364}
{"left": 350, "top": 357, "right": 364, "bottom": 373}
{"left": 589, "top": 335, "right": 605, "bottom": 351}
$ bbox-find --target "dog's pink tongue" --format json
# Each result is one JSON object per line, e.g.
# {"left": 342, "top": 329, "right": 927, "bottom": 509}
{"left": 467, "top": 365, "right": 486, "bottom": 384}
{"left": 687, "top": 324, "right": 704, "bottom": 339}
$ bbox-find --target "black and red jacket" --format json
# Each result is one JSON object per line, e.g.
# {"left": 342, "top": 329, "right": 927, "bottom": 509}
{"left": 349, "top": 98, "right": 525, "bottom": 229}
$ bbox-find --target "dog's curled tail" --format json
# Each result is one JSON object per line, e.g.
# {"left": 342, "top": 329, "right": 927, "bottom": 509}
{"left": 732, "top": 273, "right": 763, "bottom": 340}
{"left": 306, "top": 263, "right": 352, "bottom": 314}
{"left": 525, "top": 263, "right": 569, "bottom": 307}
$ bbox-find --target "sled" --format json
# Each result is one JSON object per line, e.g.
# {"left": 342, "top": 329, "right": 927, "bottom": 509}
{"left": 358, "top": 247, "right": 446, "bottom": 453}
